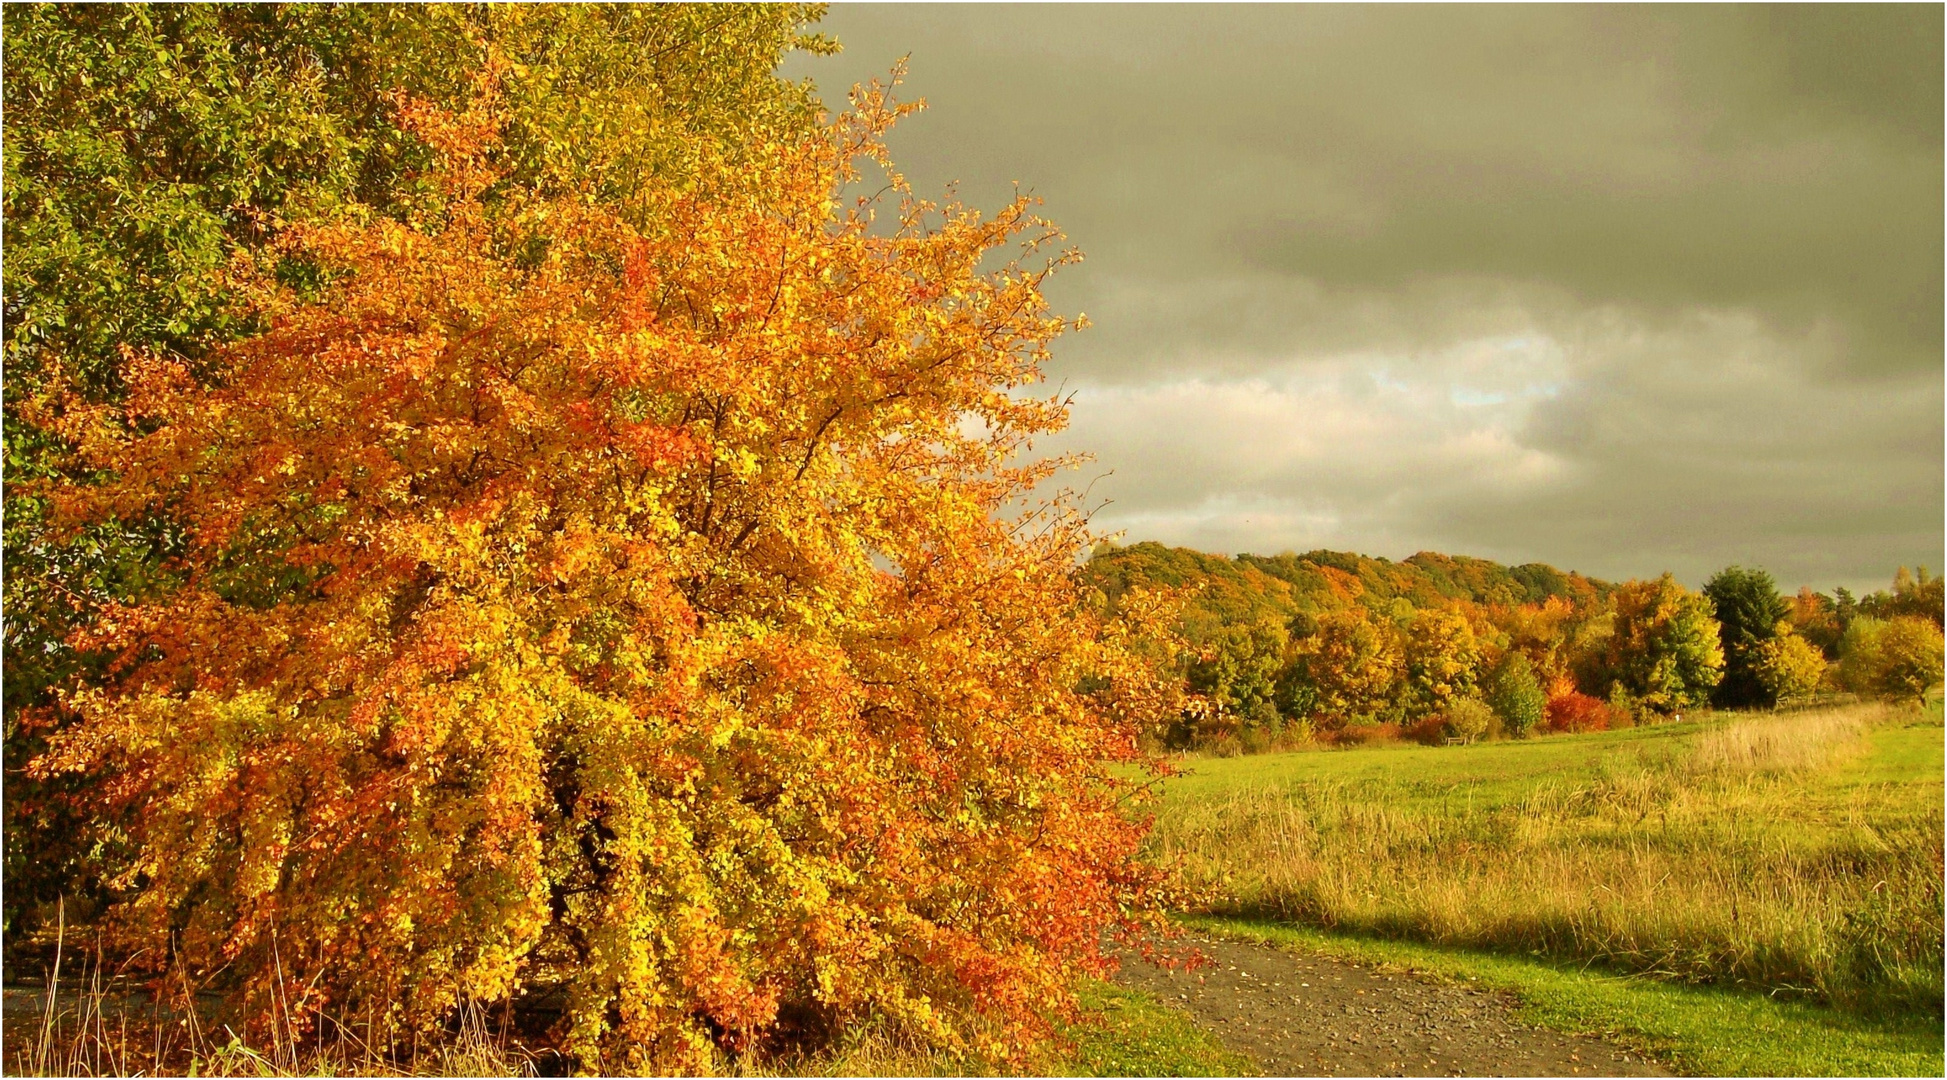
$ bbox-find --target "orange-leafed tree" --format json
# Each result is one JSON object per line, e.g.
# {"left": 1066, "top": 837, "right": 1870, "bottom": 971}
{"left": 25, "top": 79, "right": 1168, "bottom": 1069}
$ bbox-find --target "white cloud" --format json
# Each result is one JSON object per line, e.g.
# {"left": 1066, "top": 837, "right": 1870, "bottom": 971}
{"left": 1045, "top": 333, "right": 1577, "bottom": 557}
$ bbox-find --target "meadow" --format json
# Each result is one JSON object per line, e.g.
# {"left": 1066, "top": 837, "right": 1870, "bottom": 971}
{"left": 1147, "top": 702, "right": 1945, "bottom": 1018}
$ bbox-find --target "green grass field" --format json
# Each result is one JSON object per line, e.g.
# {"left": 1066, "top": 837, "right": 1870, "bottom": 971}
{"left": 1142, "top": 702, "right": 1945, "bottom": 1075}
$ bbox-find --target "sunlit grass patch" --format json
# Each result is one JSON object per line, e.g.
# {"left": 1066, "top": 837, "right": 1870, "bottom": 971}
{"left": 1149, "top": 705, "right": 1944, "bottom": 1012}
{"left": 1689, "top": 706, "right": 1870, "bottom": 774}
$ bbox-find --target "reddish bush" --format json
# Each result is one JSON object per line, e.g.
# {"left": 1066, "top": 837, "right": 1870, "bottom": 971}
{"left": 1545, "top": 691, "right": 1614, "bottom": 733}
{"left": 1404, "top": 716, "right": 1449, "bottom": 745}
{"left": 1334, "top": 722, "right": 1403, "bottom": 746}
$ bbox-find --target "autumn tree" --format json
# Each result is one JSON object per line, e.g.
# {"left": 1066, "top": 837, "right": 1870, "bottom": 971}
{"left": 1442, "top": 697, "right": 1495, "bottom": 743}
{"left": 1490, "top": 595, "right": 1581, "bottom": 688}
{"left": 1288, "top": 608, "right": 1402, "bottom": 726}
{"left": 24, "top": 80, "right": 1168, "bottom": 1069}
{"left": 1841, "top": 616, "right": 1944, "bottom": 704}
{"left": 3, "top": 0, "right": 834, "bottom": 949}
{"left": 1702, "top": 566, "right": 1791, "bottom": 708}
{"left": 1401, "top": 607, "right": 1481, "bottom": 719}
{"left": 1753, "top": 630, "right": 1828, "bottom": 703}
{"left": 1595, "top": 575, "right": 1724, "bottom": 715}
{"left": 1871, "top": 617, "right": 1946, "bottom": 703}
{"left": 1787, "top": 586, "right": 1847, "bottom": 658}
{"left": 1858, "top": 566, "right": 1947, "bottom": 629}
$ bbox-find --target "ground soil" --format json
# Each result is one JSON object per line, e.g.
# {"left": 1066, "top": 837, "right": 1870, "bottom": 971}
{"left": 1112, "top": 932, "right": 1670, "bottom": 1078}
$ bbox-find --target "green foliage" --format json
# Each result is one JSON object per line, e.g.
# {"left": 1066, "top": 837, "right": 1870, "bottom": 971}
{"left": 1442, "top": 696, "right": 1495, "bottom": 742}
{"left": 1601, "top": 574, "right": 1724, "bottom": 714}
{"left": 1087, "top": 542, "right": 1308, "bottom": 642}
{"left": 1833, "top": 588, "right": 1946, "bottom": 704}
{"left": 3, "top": 3, "right": 831, "bottom": 393}
{"left": 1182, "top": 618, "right": 1290, "bottom": 745}
{"left": 1702, "top": 566, "right": 1791, "bottom": 708}
{"left": 1485, "top": 652, "right": 1546, "bottom": 737}
{"left": 1838, "top": 617, "right": 1890, "bottom": 695}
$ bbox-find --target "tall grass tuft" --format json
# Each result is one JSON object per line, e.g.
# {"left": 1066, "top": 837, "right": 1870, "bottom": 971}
{"left": 1148, "top": 704, "right": 1944, "bottom": 1013}
{"left": 9, "top": 903, "right": 533, "bottom": 1078}
{"left": 1691, "top": 707, "right": 1868, "bottom": 773}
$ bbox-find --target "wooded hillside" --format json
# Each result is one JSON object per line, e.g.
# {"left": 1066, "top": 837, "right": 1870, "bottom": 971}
{"left": 1084, "top": 541, "right": 1940, "bottom": 753}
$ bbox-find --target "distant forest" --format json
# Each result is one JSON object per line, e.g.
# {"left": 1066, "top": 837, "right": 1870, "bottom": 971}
{"left": 1084, "top": 541, "right": 1945, "bottom": 752}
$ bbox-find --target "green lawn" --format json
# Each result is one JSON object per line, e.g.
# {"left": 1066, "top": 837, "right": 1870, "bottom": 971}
{"left": 1142, "top": 704, "right": 1945, "bottom": 1076}
{"left": 1060, "top": 982, "right": 1254, "bottom": 1077}
{"left": 1157, "top": 708, "right": 1941, "bottom": 813}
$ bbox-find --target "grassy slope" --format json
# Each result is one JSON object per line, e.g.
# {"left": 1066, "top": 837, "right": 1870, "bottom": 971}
{"left": 1146, "top": 710, "right": 1944, "bottom": 1076}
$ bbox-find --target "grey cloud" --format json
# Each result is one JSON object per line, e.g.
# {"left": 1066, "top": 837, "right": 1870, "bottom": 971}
{"left": 788, "top": 4, "right": 1943, "bottom": 590}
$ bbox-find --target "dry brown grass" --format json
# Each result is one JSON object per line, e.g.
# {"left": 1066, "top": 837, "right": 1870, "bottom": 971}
{"left": 9, "top": 906, "right": 534, "bottom": 1078}
{"left": 1690, "top": 705, "right": 1872, "bottom": 774}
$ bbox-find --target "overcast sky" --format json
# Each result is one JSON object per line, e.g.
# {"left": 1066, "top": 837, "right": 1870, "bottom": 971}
{"left": 783, "top": 4, "right": 1942, "bottom": 592}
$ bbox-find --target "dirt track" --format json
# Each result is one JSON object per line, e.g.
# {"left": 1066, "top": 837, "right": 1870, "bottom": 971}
{"left": 1113, "top": 933, "right": 1670, "bottom": 1078}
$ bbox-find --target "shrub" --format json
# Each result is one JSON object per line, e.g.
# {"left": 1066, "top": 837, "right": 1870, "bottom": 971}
{"left": 1840, "top": 615, "right": 1944, "bottom": 704}
{"left": 1404, "top": 715, "right": 1450, "bottom": 745}
{"left": 1545, "top": 691, "right": 1614, "bottom": 733}
{"left": 1485, "top": 653, "right": 1546, "bottom": 737}
{"left": 1838, "top": 617, "right": 1889, "bottom": 694}
{"left": 1335, "top": 722, "right": 1402, "bottom": 746}
{"left": 1607, "top": 684, "right": 1642, "bottom": 728}
{"left": 1, "top": 0, "right": 840, "bottom": 947}
{"left": 1754, "top": 631, "right": 1828, "bottom": 703}
{"left": 23, "top": 90, "right": 1169, "bottom": 1068}
{"left": 1442, "top": 697, "right": 1495, "bottom": 743}
{"left": 1872, "top": 617, "right": 1945, "bottom": 704}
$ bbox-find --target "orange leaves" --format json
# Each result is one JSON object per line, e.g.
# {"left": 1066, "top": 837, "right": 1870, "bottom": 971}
{"left": 29, "top": 77, "right": 1170, "bottom": 1070}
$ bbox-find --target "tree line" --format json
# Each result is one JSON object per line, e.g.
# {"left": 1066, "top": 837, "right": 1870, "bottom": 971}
{"left": 1085, "top": 542, "right": 1945, "bottom": 753}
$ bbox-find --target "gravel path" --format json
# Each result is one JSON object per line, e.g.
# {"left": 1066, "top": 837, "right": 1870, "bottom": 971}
{"left": 1113, "top": 933, "right": 1670, "bottom": 1077}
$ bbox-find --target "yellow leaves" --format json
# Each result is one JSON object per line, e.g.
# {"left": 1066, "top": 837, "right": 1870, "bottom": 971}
{"left": 27, "top": 73, "right": 1178, "bottom": 1069}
